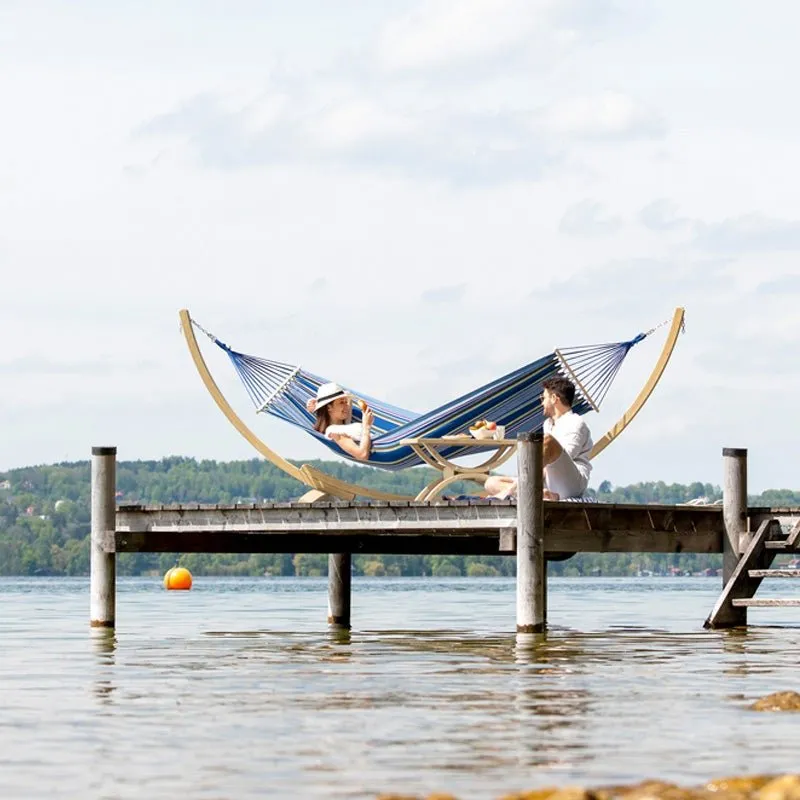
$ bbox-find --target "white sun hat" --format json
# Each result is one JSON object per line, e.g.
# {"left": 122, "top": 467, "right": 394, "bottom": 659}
{"left": 314, "top": 382, "right": 353, "bottom": 411}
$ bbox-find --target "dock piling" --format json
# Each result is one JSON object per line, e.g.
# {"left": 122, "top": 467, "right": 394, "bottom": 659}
{"left": 327, "top": 553, "right": 352, "bottom": 628}
{"left": 90, "top": 446, "right": 117, "bottom": 628}
{"left": 516, "top": 432, "right": 545, "bottom": 633}
{"left": 714, "top": 447, "right": 749, "bottom": 627}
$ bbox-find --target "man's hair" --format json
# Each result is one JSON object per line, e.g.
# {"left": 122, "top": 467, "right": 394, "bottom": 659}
{"left": 542, "top": 375, "right": 576, "bottom": 407}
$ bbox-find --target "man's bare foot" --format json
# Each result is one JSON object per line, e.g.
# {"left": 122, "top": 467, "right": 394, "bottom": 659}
{"left": 543, "top": 489, "right": 560, "bottom": 501}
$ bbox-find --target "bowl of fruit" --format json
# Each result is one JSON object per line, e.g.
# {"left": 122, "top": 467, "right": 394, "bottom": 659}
{"left": 469, "top": 419, "right": 498, "bottom": 440}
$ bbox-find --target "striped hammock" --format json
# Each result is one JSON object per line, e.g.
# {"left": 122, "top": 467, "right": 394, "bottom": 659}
{"left": 192, "top": 320, "right": 651, "bottom": 470}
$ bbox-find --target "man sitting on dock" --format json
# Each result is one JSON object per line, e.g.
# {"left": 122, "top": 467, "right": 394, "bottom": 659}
{"left": 484, "top": 376, "right": 593, "bottom": 500}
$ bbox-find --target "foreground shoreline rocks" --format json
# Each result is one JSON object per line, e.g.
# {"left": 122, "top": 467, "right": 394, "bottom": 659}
{"left": 377, "top": 773, "right": 800, "bottom": 800}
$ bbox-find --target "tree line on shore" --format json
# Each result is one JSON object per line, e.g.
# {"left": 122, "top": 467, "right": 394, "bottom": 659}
{"left": 2, "top": 456, "right": 799, "bottom": 578}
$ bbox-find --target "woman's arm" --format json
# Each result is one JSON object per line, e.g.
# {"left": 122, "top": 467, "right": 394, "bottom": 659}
{"left": 329, "top": 408, "right": 374, "bottom": 461}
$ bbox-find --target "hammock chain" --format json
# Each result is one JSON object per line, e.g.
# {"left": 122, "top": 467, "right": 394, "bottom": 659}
{"left": 643, "top": 313, "right": 686, "bottom": 339}
{"left": 190, "top": 317, "right": 231, "bottom": 350}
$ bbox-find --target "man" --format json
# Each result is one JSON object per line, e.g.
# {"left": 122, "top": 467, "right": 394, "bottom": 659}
{"left": 538, "top": 375, "right": 593, "bottom": 500}
{"left": 484, "top": 375, "right": 593, "bottom": 500}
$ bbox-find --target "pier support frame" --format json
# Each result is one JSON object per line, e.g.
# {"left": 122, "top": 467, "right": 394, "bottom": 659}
{"left": 90, "top": 446, "right": 117, "bottom": 628}
{"left": 327, "top": 553, "right": 352, "bottom": 628}
{"left": 516, "top": 432, "right": 545, "bottom": 633}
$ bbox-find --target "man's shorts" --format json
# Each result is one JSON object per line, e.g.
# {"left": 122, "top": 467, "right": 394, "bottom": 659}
{"left": 545, "top": 451, "right": 589, "bottom": 499}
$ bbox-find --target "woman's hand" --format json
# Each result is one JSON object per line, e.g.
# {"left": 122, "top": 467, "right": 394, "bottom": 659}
{"left": 362, "top": 408, "right": 375, "bottom": 429}
{"left": 306, "top": 398, "right": 317, "bottom": 413}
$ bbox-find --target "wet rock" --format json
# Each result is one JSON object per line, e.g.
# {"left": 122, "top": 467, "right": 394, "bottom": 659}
{"left": 614, "top": 781, "right": 707, "bottom": 800}
{"left": 705, "top": 776, "right": 775, "bottom": 795}
{"left": 378, "top": 774, "right": 800, "bottom": 800}
{"left": 498, "top": 788, "right": 595, "bottom": 800}
{"left": 757, "top": 775, "right": 800, "bottom": 800}
{"left": 547, "top": 789, "right": 598, "bottom": 800}
{"left": 750, "top": 691, "right": 800, "bottom": 711}
{"left": 496, "top": 788, "right": 559, "bottom": 800}
{"left": 376, "top": 794, "right": 421, "bottom": 800}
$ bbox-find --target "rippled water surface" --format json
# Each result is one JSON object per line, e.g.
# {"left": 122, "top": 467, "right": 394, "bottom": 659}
{"left": 3, "top": 576, "right": 800, "bottom": 799}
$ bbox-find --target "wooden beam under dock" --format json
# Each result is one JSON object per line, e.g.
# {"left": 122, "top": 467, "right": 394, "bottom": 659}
{"left": 111, "top": 500, "right": 724, "bottom": 556}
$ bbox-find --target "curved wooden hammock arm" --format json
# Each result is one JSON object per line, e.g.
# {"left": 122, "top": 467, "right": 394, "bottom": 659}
{"left": 179, "top": 307, "right": 685, "bottom": 501}
{"left": 587, "top": 306, "right": 685, "bottom": 461}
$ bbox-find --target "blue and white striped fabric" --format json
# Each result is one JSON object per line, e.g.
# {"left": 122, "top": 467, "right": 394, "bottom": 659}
{"left": 204, "top": 325, "right": 646, "bottom": 470}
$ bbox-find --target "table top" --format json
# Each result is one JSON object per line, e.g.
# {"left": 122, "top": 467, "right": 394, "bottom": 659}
{"left": 400, "top": 436, "right": 517, "bottom": 447}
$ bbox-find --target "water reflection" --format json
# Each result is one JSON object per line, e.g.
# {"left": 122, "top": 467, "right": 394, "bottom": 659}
{"left": 512, "top": 631, "right": 592, "bottom": 769}
{"left": 90, "top": 627, "right": 117, "bottom": 704}
{"left": 90, "top": 627, "right": 116, "bottom": 659}
{"left": 10, "top": 577, "right": 798, "bottom": 800}
{"left": 328, "top": 627, "right": 352, "bottom": 647}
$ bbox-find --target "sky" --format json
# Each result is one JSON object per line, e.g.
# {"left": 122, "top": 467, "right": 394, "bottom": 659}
{"left": 2, "top": 0, "right": 800, "bottom": 492}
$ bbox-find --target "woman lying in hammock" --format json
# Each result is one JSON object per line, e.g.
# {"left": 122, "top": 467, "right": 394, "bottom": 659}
{"left": 306, "top": 382, "right": 375, "bottom": 461}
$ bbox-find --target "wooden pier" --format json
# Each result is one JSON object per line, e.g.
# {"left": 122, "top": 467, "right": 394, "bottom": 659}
{"left": 89, "top": 439, "right": 800, "bottom": 631}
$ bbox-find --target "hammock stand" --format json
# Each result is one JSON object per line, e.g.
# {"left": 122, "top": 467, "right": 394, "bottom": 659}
{"left": 178, "top": 308, "right": 685, "bottom": 502}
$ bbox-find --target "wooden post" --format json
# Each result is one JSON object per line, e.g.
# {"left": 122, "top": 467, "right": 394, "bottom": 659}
{"left": 90, "top": 446, "right": 116, "bottom": 628}
{"left": 327, "top": 553, "right": 351, "bottom": 628}
{"left": 718, "top": 447, "right": 748, "bottom": 627}
{"left": 516, "top": 431, "right": 545, "bottom": 633}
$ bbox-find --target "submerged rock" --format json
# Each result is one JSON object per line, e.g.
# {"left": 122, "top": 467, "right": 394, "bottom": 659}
{"left": 705, "top": 776, "right": 775, "bottom": 794}
{"left": 614, "top": 780, "right": 704, "bottom": 800}
{"left": 750, "top": 691, "right": 800, "bottom": 711}
{"left": 757, "top": 775, "right": 800, "bottom": 800}
{"left": 377, "top": 774, "right": 800, "bottom": 800}
{"left": 498, "top": 788, "right": 597, "bottom": 800}
{"left": 376, "top": 794, "right": 460, "bottom": 800}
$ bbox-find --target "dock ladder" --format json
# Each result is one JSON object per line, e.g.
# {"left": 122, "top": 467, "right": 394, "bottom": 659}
{"left": 705, "top": 518, "right": 800, "bottom": 627}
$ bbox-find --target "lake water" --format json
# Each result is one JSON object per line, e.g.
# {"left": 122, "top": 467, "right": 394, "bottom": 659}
{"left": 2, "top": 576, "right": 800, "bottom": 799}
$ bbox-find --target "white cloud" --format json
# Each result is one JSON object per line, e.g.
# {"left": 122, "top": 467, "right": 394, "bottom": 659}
{"left": 421, "top": 284, "right": 468, "bottom": 304}
{"left": 638, "top": 198, "right": 690, "bottom": 231}
{"left": 693, "top": 213, "right": 800, "bottom": 254}
{"left": 312, "top": 100, "right": 420, "bottom": 149}
{"left": 638, "top": 202, "right": 800, "bottom": 253}
{"left": 137, "top": 89, "right": 558, "bottom": 185}
{"left": 375, "top": 0, "right": 621, "bottom": 72}
{"left": 137, "top": 83, "right": 665, "bottom": 186}
{"left": 559, "top": 200, "right": 621, "bottom": 236}
{"left": 538, "top": 91, "right": 665, "bottom": 141}
{"left": 377, "top": 0, "right": 541, "bottom": 71}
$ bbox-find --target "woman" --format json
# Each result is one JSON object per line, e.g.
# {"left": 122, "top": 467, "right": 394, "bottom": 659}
{"left": 306, "top": 382, "right": 375, "bottom": 462}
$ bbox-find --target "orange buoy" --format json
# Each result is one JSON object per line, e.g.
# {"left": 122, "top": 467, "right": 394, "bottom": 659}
{"left": 163, "top": 566, "right": 193, "bottom": 590}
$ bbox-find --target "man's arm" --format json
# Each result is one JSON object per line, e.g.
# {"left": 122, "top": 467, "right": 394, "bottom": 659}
{"left": 554, "top": 418, "right": 590, "bottom": 461}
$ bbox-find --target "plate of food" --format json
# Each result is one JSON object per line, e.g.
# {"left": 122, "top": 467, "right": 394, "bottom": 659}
{"left": 469, "top": 419, "right": 499, "bottom": 440}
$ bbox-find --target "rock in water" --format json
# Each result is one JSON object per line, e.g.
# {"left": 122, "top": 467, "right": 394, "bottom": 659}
{"left": 757, "top": 775, "right": 800, "bottom": 800}
{"left": 750, "top": 691, "right": 800, "bottom": 711}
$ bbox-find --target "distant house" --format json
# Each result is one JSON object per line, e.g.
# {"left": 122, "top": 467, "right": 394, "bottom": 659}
{"left": 0, "top": 480, "right": 10, "bottom": 490}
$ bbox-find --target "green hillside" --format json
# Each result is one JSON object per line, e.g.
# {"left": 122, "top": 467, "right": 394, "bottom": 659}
{"left": 1, "top": 457, "right": 798, "bottom": 578}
